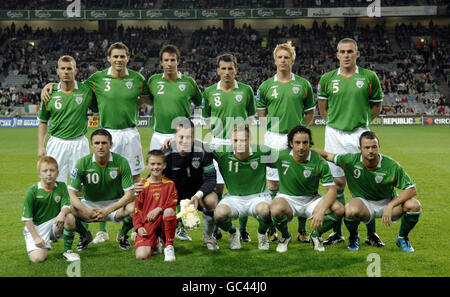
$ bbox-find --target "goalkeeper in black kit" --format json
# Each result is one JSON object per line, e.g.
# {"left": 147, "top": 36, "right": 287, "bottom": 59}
{"left": 161, "top": 119, "right": 219, "bottom": 249}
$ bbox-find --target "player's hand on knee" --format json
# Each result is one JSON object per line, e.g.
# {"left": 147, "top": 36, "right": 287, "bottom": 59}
{"left": 381, "top": 207, "right": 393, "bottom": 227}
{"left": 34, "top": 236, "right": 46, "bottom": 248}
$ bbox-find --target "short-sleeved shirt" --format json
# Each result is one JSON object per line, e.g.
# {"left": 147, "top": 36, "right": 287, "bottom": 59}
{"left": 22, "top": 181, "right": 70, "bottom": 226}
{"left": 203, "top": 80, "right": 256, "bottom": 139}
{"left": 84, "top": 67, "right": 149, "bottom": 129}
{"left": 148, "top": 72, "right": 202, "bottom": 134}
{"left": 213, "top": 146, "right": 273, "bottom": 196}
{"left": 38, "top": 81, "right": 94, "bottom": 139}
{"left": 269, "top": 149, "right": 335, "bottom": 197}
{"left": 257, "top": 73, "right": 315, "bottom": 134}
{"left": 333, "top": 153, "right": 415, "bottom": 201}
{"left": 317, "top": 66, "right": 383, "bottom": 132}
{"left": 68, "top": 152, "right": 134, "bottom": 202}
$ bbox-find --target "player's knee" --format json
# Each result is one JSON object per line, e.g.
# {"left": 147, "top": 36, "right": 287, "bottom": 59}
{"left": 204, "top": 192, "right": 218, "bottom": 210}
{"left": 332, "top": 201, "right": 345, "bottom": 218}
{"left": 269, "top": 201, "right": 285, "bottom": 218}
{"left": 135, "top": 251, "right": 149, "bottom": 260}
{"left": 404, "top": 198, "right": 422, "bottom": 213}
{"left": 255, "top": 203, "right": 270, "bottom": 218}
{"left": 29, "top": 251, "right": 47, "bottom": 263}
{"left": 65, "top": 213, "right": 76, "bottom": 228}
{"left": 344, "top": 205, "right": 359, "bottom": 219}
{"left": 214, "top": 207, "right": 229, "bottom": 222}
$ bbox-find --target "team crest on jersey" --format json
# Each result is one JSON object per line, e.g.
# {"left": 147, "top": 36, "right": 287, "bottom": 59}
{"left": 356, "top": 80, "right": 364, "bottom": 88}
{"left": 303, "top": 169, "right": 311, "bottom": 178}
{"left": 178, "top": 83, "right": 186, "bottom": 91}
{"left": 125, "top": 80, "right": 133, "bottom": 89}
{"left": 54, "top": 195, "right": 61, "bottom": 203}
{"left": 153, "top": 191, "right": 160, "bottom": 201}
{"left": 109, "top": 170, "right": 118, "bottom": 179}
{"left": 375, "top": 175, "right": 383, "bottom": 184}
{"left": 235, "top": 94, "right": 243, "bottom": 102}
{"left": 250, "top": 161, "right": 258, "bottom": 170}
{"left": 292, "top": 86, "right": 300, "bottom": 94}
{"left": 75, "top": 95, "right": 83, "bottom": 105}
{"left": 192, "top": 157, "right": 201, "bottom": 169}
{"left": 70, "top": 168, "right": 78, "bottom": 179}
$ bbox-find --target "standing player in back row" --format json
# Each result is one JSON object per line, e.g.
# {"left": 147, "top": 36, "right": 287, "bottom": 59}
{"left": 257, "top": 42, "right": 315, "bottom": 243}
{"left": 317, "top": 38, "right": 384, "bottom": 247}
{"left": 38, "top": 55, "right": 95, "bottom": 184}
{"left": 202, "top": 53, "right": 257, "bottom": 243}
{"left": 147, "top": 44, "right": 203, "bottom": 150}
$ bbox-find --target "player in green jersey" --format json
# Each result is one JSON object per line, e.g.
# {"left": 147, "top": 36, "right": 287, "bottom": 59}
{"left": 38, "top": 55, "right": 94, "bottom": 183}
{"left": 213, "top": 125, "right": 274, "bottom": 250}
{"left": 147, "top": 44, "right": 202, "bottom": 151}
{"left": 22, "top": 157, "right": 79, "bottom": 262}
{"left": 314, "top": 131, "right": 422, "bottom": 252}
{"left": 257, "top": 42, "right": 315, "bottom": 243}
{"left": 203, "top": 53, "right": 257, "bottom": 243}
{"left": 269, "top": 126, "right": 344, "bottom": 253}
{"left": 68, "top": 129, "right": 135, "bottom": 251}
{"left": 317, "top": 38, "right": 384, "bottom": 247}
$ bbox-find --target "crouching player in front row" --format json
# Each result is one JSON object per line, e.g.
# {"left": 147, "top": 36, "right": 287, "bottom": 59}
{"left": 213, "top": 125, "right": 274, "bottom": 250}
{"left": 314, "top": 131, "right": 422, "bottom": 252}
{"left": 22, "top": 156, "right": 79, "bottom": 262}
{"left": 269, "top": 126, "right": 344, "bottom": 253}
{"left": 133, "top": 150, "right": 178, "bottom": 261}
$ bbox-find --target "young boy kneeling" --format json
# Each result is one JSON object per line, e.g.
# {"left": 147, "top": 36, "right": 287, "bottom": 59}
{"left": 133, "top": 150, "right": 178, "bottom": 261}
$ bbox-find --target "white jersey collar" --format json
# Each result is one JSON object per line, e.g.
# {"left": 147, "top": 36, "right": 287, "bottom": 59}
{"left": 337, "top": 66, "right": 359, "bottom": 76}
{"left": 217, "top": 80, "right": 239, "bottom": 90}
{"left": 57, "top": 81, "right": 79, "bottom": 92}
{"left": 274, "top": 73, "right": 295, "bottom": 82}
{"left": 163, "top": 71, "right": 182, "bottom": 80}
{"left": 107, "top": 67, "right": 129, "bottom": 76}
{"left": 92, "top": 153, "right": 113, "bottom": 163}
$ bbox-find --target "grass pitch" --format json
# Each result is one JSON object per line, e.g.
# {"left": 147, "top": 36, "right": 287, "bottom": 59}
{"left": 0, "top": 126, "right": 449, "bottom": 277}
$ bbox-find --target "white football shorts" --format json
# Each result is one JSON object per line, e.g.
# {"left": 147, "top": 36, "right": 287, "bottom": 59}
{"left": 23, "top": 217, "right": 63, "bottom": 253}
{"left": 218, "top": 192, "right": 272, "bottom": 220}
{"left": 46, "top": 135, "right": 90, "bottom": 183}
{"left": 106, "top": 127, "right": 144, "bottom": 176}
{"left": 324, "top": 125, "right": 369, "bottom": 178}
{"left": 149, "top": 131, "right": 175, "bottom": 151}
{"left": 276, "top": 193, "right": 323, "bottom": 221}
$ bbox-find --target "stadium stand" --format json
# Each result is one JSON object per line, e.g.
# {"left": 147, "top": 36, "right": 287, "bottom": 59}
{"left": 0, "top": 5, "right": 449, "bottom": 117}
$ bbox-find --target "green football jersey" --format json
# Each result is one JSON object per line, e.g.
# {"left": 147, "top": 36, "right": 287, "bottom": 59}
{"left": 333, "top": 153, "right": 415, "bottom": 201}
{"left": 317, "top": 66, "right": 383, "bottom": 132}
{"left": 257, "top": 73, "right": 315, "bottom": 134}
{"left": 213, "top": 146, "right": 272, "bottom": 196}
{"left": 38, "top": 81, "right": 94, "bottom": 139}
{"left": 148, "top": 72, "right": 202, "bottom": 134}
{"left": 202, "top": 80, "right": 256, "bottom": 139}
{"left": 69, "top": 152, "right": 134, "bottom": 202}
{"left": 84, "top": 67, "right": 149, "bottom": 129}
{"left": 269, "top": 149, "right": 335, "bottom": 197}
{"left": 22, "top": 181, "right": 70, "bottom": 226}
